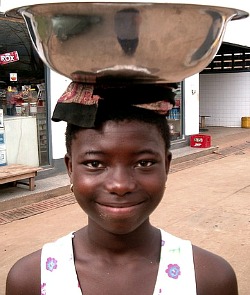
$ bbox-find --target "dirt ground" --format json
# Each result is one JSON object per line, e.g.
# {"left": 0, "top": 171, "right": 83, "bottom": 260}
{"left": 1, "top": 147, "right": 250, "bottom": 294}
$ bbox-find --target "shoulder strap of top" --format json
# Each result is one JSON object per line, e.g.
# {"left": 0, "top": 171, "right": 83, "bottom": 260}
{"left": 153, "top": 229, "right": 197, "bottom": 295}
{"left": 41, "top": 232, "right": 82, "bottom": 295}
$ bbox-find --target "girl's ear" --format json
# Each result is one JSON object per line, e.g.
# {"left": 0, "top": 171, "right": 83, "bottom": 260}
{"left": 165, "top": 151, "right": 172, "bottom": 175}
{"left": 64, "top": 153, "right": 73, "bottom": 179}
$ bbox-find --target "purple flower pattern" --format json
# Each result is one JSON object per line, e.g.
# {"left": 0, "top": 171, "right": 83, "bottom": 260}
{"left": 165, "top": 263, "right": 181, "bottom": 279}
{"left": 41, "top": 282, "right": 46, "bottom": 295}
{"left": 46, "top": 257, "right": 58, "bottom": 272}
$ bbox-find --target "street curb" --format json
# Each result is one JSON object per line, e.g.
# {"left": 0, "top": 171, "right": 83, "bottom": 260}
{"left": 0, "top": 193, "right": 76, "bottom": 225}
{"left": 0, "top": 185, "right": 71, "bottom": 212}
{"left": 171, "top": 146, "right": 218, "bottom": 164}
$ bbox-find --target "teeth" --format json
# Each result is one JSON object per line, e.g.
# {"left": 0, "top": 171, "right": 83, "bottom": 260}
{"left": 102, "top": 204, "right": 134, "bottom": 208}
{"left": 97, "top": 202, "right": 142, "bottom": 208}
{"left": 110, "top": 205, "right": 129, "bottom": 208}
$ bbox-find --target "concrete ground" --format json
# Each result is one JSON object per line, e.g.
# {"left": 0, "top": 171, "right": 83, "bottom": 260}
{"left": 0, "top": 127, "right": 250, "bottom": 294}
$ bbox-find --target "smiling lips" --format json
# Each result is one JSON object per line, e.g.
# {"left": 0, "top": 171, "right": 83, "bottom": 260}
{"left": 96, "top": 201, "right": 144, "bottom": 214}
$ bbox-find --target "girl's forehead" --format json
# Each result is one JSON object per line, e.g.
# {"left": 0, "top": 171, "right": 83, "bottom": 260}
{"left": 83, "top": 120, "right": 158, "bottom": 136}
{"left": 75, "top": 120, "right": 163, "bottom": 146}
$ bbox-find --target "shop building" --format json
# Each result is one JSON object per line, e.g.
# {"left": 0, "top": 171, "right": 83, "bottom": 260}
{"left": 200, "top": 43, "right": 250, "bottom": 128}
{"left": 0, "top": 15, "right": 49, "bottom": 168}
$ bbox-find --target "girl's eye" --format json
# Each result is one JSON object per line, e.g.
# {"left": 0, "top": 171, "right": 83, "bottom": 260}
{"left": 85, "top": 161, "right": 104, "bottom": 169}
{"left": 137, "top": 160, "right": 155, "bottom": 168}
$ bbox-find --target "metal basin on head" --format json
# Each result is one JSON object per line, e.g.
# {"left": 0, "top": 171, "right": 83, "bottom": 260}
{"left": 6, "top": 2, "right": 248, "bottom": 84}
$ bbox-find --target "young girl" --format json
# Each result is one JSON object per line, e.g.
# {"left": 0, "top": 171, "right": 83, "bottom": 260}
{"left": 6, "top": 83, "right": 238, "bottom": 295}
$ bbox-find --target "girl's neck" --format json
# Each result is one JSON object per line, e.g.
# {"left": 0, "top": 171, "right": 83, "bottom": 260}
{"left": 78, "top": 220, "right": 160, "bottom": 260}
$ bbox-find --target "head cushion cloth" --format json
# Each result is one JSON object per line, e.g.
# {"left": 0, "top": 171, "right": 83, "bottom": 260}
{"left": 52, "top": 82, "right": 177, "bottom": 127}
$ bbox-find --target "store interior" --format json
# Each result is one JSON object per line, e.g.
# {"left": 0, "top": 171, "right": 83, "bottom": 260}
{"left": 0, "top": 17, "right": 49, "bottom": 167}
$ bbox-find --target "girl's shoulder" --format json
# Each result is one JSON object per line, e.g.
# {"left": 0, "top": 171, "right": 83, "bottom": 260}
{"left": 6, "top": 232, "right": 74, "bottom": 295}
{"left": 193, "top": 245, "right": 238, "bottom": 295}
{"left": 6, "top": 249, "right": 41, "bottom": 295}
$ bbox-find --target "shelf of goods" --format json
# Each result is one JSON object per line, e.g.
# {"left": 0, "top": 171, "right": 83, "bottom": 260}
{"left": 167, "top": 107, "right": 181, "bottom": 140}
{"left": 36, "top": 106, "right": 48, "bottom": 166}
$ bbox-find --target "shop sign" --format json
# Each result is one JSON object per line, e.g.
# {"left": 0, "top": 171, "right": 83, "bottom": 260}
{"left": 10, "top": 73, "right": 17, "bottom": 82}
{"left": 0, "top": 51, "right": 19, "bottom": 65}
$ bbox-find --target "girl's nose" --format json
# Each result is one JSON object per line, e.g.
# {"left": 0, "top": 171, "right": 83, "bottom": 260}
{"left": 105, "top": 166, "right": 136, "bottom": 196}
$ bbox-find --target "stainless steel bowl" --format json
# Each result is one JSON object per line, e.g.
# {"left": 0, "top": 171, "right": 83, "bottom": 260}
{"left": 6, "top": 3, "right": 248, "bottom": 84}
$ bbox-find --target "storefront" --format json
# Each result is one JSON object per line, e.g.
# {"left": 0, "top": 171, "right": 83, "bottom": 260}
{"left": 0, "top": 16, "right": 49, "bottom": 167}
{"left": 166, "top": 82, "right": 184, "bottom": 142}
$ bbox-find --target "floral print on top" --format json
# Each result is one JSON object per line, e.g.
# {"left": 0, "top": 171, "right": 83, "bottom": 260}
{"left": 45, "top": 257, "right": 58, "bottom": 272}
{"left": 41, "top": 229, "right": 197, "bottom": 294}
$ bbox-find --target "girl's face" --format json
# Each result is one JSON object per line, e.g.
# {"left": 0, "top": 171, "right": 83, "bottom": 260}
{"left": 65, "top": 120, "right": 171, "bottom": 235}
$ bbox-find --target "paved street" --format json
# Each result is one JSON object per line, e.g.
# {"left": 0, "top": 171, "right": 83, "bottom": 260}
{"left": 1, "top": 140, "right": 250, "bottom": 294}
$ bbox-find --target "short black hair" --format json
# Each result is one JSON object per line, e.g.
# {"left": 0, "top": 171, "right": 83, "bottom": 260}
{"left": 65, "top": 104, "right": 170, "bottom": 155}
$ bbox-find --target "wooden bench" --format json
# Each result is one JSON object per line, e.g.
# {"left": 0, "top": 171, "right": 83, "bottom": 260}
{"left": 0, "top": 164, "right": 42, "bottom": 191}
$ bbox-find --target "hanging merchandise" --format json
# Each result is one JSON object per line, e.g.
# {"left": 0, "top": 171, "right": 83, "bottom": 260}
{"left": 37, "top": 83, "right": 46, "bottom": 106}
{"left": 10, "top": 73, "right": 18, "bottom": 82}
{"left": 21, "top": 102, "right": 29, "bottom": 116}
{"left": 15, "top": 104, "right": 22, "bottom": 116}
{"left": 6, "top": 86, "right": 18, "bottom": 116}
{"left": 29, "top": 102, "right": 37, "bottom": 116}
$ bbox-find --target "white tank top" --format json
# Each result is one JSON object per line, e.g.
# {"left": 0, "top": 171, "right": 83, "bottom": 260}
{"left": 41, "top": 229, "right": 197, "bottom": 295}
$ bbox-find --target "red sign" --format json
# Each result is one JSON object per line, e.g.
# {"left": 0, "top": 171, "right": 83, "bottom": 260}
{"left": 0, "top": 51, "right": 19, "bottom": 65}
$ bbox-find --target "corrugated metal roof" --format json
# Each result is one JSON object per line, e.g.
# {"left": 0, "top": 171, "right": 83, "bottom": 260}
{"left": 202, "top": 42, "right": 250, "bottom": 73}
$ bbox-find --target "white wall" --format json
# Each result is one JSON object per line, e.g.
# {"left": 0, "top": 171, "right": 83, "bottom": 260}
{"left": 184, "top": 74, "right": 200, "bottom": 135}
{"left": 200, "top": 73, "right": 250, "bottom": 127}
{"left": 49, "top": 71, "right": 70, "bottom": 159}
